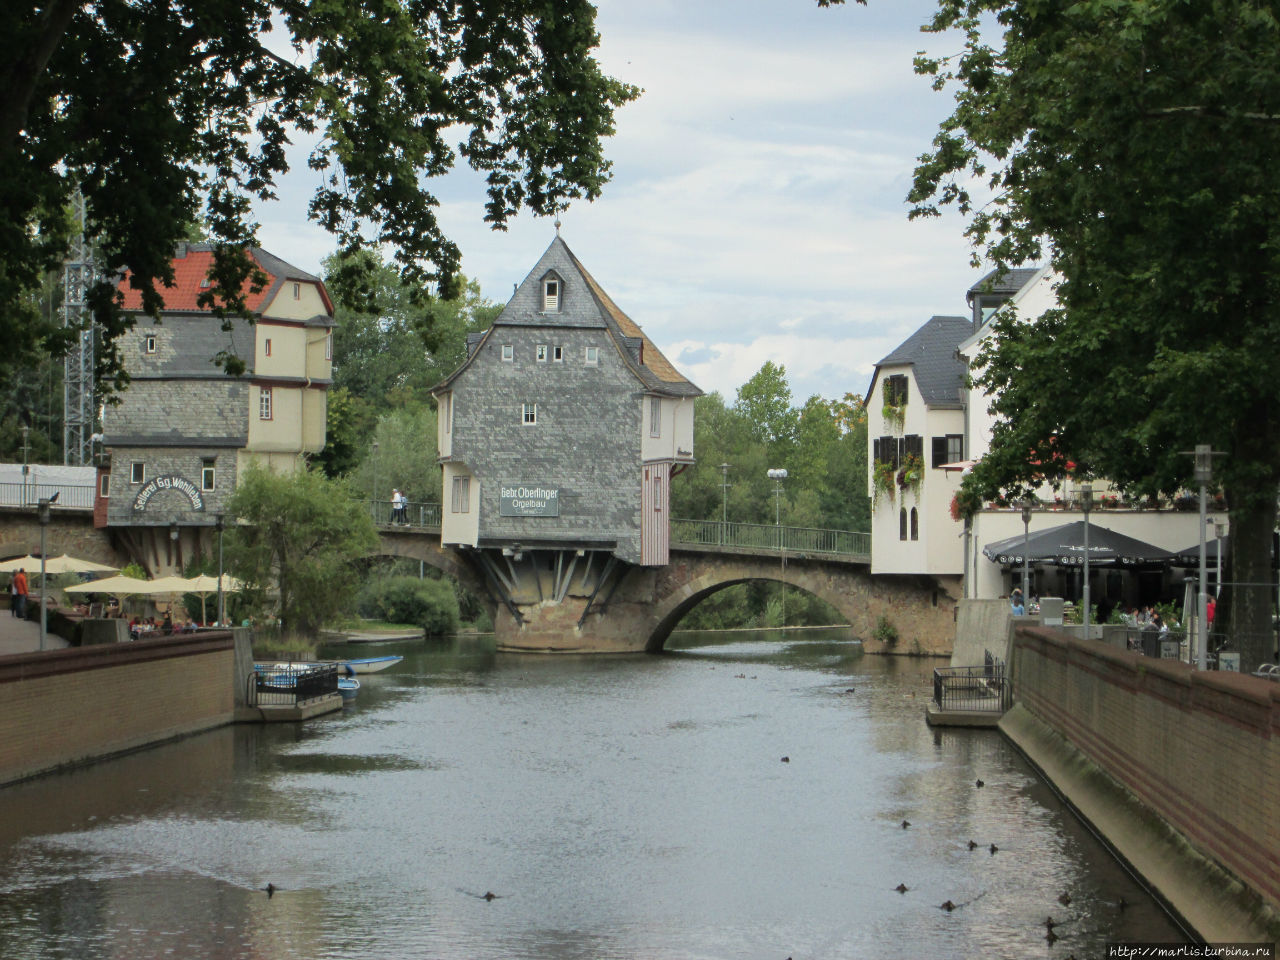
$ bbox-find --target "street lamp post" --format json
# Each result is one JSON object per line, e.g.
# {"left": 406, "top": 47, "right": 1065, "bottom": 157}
{"left": 21, "top": 425, "right": 30, "bottom": 505}
{"left": 719, "top": 463, "right": 731, "bottom": 546}
{"left": 215, "top": 512, "right": 225, "bottom": 627}
{"left": 1214, "top": 520, "right": 1226, "bottom": 599}
{"left": 37, "top": 496, "right": 51, "bottom": 651}
{"left": 767, "top": 469, "right": 788, "bottom": 545}
{"left": 767, "top": 468, "right": 788, "bottom": 626}
{"left": 1020, "top": 500, "right": 1033, "bottom": 605}
{"left": 1193, "top": 445, "right": 1212, "bottom": 670}
{"left": 372, "top": 441, "right": 380, "bottom": 524}
{"left": 1080, "top": 483, "right": 1093, "bottom": 637}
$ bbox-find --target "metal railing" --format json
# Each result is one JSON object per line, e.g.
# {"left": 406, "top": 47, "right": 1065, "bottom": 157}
{"left": 670, "top": 518, "right": 870, "bottom": 560}
{"left": 1122, "top": 627, "right": 1187, "bottom": 659}
{"left": 250, "top": 662, "right": 339, "bottom": 706}
{"left": 932, "top": 659, "right": 1013, "bottom": 714}
{"left": 361, "top": 499, "right": 442, "bottom": 529}
{"left": 0, "top": 483, "right": 97, "bottom": 509}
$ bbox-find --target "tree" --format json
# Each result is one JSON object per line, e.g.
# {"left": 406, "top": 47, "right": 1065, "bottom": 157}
{"left": 351, "top": 404, "right": 441, "bottom": 506}
{"left": 323, "top": 251, "right": 499, "bottom": 410}
{"left": 225, "top": 465, "right": 377, "bottom": 637}
{"left": 904, "top": 1, "right": 1280, "bottom": 669}
{"left": 734, "top": 361, "right": 799, "bottom": 453}
{"left": 3, "top": 1, "right": 638, "bottom": 392}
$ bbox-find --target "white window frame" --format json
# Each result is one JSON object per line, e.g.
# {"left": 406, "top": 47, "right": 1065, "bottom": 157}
{"left": 325, "top": 332, "right": 332, "bottom": 360}
{"left": 130, "top": 462, "right": 144, "bottom": 484}
{"left": 451, "top": 476, "right": 471, "bottom": 513}
{"left": 264, "top": 338, "right": 272, "bottom": 357}
{"left": 649, "top": 397, "right": 662, "bottom": 438}
{"left": 501, "top": 344, "right": 514, "bottom": 362}
{"left": 552, "top": 345, "right": 563, "bottom": 362}
{"left": 144, "top": 336, "right": 157, "bottom": 355}
{"left": 543, "top": 278, "right": 560, "bottom": 312}
{"left": 201, "top": 458, "right": 216, "bottom": 492}
{"left": 99, "top": 473, "right": 110, "bottom": 497}
{"left": 536, "top": 344, "right": 548, "bottom": 362}
{"left": 259, "top": 387, "right": 273, "bottom": 421}
{"left": 292, "top": 282, "right": 301, "bottom": 299}
{"left": 522, "top": 403, "right": 537, "bottom": 425}
{"left": 584, "top": 346, "right": 599, "bottom": 365}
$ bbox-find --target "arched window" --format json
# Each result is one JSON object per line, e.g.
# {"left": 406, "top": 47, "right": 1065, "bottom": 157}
{"left": 899, "top": 508, "right": 908, "bottom": 541}
{"left": 910, "top": 507, "right": 919, "bottom": 541}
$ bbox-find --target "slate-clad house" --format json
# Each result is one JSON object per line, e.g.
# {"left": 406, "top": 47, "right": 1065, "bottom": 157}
{"left": 100, "top": 243, "right": 334, "bottom": 570}
{"left": 431, "top": 236, "right": 701, "bottom": 569}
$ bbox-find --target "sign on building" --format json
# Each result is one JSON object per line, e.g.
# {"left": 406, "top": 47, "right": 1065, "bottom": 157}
{"left": 132, "top": 475, "right": 205, "bottom": 512}
{"left": 499, "top": 485, "right": 560, "bottom": 517}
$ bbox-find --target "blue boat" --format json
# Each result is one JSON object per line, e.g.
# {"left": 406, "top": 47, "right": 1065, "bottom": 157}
{"left": 338, "top": 677, "right": 360, "bottom": 700}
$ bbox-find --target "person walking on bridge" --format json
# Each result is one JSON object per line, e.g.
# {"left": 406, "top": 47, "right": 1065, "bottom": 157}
{"left": 12, "top": 568, "right": 28, "bottom": 619}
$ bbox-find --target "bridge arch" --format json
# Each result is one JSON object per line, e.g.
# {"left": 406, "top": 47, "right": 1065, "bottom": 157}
{"left": 366, "top": 530, "right": 497, "bottom": 623}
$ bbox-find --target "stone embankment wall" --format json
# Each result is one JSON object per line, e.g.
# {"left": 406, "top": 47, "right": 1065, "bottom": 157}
{"left": 1002, "top": 626, "right": 1280, "bottom": 945}
{"left": 0, "top": 634, "right": 236, "bottom": 787}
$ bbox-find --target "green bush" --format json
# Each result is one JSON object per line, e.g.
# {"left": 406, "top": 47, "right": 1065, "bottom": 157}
{"left": 357, "top": 576, "right": 459, "bottom": 636}
{"left": 873, "top": 614, "right": 899, "bottom": 646}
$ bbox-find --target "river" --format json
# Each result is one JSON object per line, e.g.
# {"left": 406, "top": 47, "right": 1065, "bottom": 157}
{"left": 0, "top": 628, "right": 1186, "bottom": 959}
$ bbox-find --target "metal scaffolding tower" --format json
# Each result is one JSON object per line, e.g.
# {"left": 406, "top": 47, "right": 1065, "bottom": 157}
{"left": 62, "top": 189, "right": 97, "bottom": 466}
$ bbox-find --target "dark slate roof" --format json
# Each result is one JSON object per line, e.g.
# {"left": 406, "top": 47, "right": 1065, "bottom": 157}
{"left": 436, "top": 236, "right": 701, "bottom": 398}
{"left": 965, "top": 267, "right": 1040, "bottom": 304}
{"left": 870, "top": 315, "right": 971, "bottom": 408}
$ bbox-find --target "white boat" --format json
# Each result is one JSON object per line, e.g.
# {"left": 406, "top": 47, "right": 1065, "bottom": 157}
{"left": 342, "top": 655, "right": 404, "bottom": 674}
{"left": 338, "top": 677, "right": 360, "bottom": 700}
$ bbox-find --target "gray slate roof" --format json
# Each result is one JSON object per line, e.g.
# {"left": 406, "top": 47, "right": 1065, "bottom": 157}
{"left": 966, "top": 267, "right": 1040, "bottom": 304}
{"left": 871, "top": 315, "right": 971, "bottom": 408}
{"left": 439, "top": 236, "right": 701, "bottom": 398}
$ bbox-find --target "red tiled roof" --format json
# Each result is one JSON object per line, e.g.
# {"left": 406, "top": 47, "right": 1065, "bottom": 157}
{"left": 118, "top": 246, "right": 332, "bottom": 315}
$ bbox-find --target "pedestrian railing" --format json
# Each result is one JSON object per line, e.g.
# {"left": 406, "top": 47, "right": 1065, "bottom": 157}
{"left": 250, "top": 662, "right": 339, "bottom": 706}
{"left": 0, "top": 483, "right": 96, "bottom": 510}
{"left": 932, "top": 662, "right": 1013, "bottom": 714}
{"left": 361, "top": 499, "right": 442, "bottom": 529}
{"left": 670, "top": 519, "right": 870, "bottom": 561}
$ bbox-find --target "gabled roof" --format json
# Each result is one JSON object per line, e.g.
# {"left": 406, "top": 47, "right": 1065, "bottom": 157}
{"left": 118, "top": 243, "right": 333, "bottom": 316}
{"left": 965, "top": 267, "right": 1041, "bottom": 305}
{"left": 436, "top": 236, "right": 701, "bottom": 398}
{"left": 867, "top": 315, "right": 971, "bottom": 409}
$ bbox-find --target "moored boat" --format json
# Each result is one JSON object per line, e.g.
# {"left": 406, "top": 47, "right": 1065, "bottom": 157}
{"left": 338, "top": 677, "right": 360, "bottom": 700}
{"left": 342, "top": 655, "right": 404, "bottom": 674}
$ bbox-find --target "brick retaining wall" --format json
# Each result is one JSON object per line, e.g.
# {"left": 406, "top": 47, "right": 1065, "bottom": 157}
{"left": 1006, "top": 626, "right": 1280, "bottom": 941}
{"left": 0, "top": 633, "right": 235, "bottom": 787}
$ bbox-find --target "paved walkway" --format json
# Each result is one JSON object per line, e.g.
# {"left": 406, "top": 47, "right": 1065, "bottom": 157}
{"left": 0, "top": 608, "right": 71, "bottom": 655}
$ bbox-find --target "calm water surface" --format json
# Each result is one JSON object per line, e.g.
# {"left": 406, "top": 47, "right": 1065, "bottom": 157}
{"left": 0, "top": 629, "right": 1185, "bottom": 959}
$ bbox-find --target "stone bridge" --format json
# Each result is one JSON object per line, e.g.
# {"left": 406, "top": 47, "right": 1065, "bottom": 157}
{"left": 373, "top": 528, "right": 958, "bottom": 656}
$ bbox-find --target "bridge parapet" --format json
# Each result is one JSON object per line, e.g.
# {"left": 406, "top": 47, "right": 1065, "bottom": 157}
{"left": 671, "top": 518, "right": 870, "bottom": 563}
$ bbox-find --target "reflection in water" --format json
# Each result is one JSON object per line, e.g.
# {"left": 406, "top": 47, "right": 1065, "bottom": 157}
{"left": 0, "top": 629, "right": 1185, "bottom": 959}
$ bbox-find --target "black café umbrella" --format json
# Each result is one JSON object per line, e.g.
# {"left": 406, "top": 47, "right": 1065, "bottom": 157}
{"left": 1173, "top": 536, "right": 1237, "bottom": 565}
{"left": 983, "top": 520, "right": 1176, "bottom": 567}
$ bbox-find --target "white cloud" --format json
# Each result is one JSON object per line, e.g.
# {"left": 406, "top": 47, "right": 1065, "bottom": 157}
{"left": 251, "top": 0, "right": 999, "bottom": 404}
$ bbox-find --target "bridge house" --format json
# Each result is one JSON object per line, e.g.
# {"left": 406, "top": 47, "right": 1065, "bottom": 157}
{"left": 867, "top": 267, "right": 1226, "bottom": 610}
{"left": 430, "top": 237, "right": 700, "bottom": 624}
{"left": 100, "top": 244, "right": 334, "bottom": 573}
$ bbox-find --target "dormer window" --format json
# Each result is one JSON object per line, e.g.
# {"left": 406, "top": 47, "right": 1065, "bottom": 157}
{"left": 542, "top": 277, "right": 560, "bottom": 313}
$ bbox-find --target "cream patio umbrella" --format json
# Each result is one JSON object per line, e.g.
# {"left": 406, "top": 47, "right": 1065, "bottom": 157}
{"left": 0, "top": 554, "right": 118, "bottom": 575}
{"left": 182, "top": 574, "right": 243, "bottom": 625}
{"left": 64, "top": 575, "right": 153, "bottom": 595}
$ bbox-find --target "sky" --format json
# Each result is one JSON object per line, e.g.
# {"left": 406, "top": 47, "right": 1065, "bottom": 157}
{"left": 254, "top": 0, "right": 994, "bottom": 405}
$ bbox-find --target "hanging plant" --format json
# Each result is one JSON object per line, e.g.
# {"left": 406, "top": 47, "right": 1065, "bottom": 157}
{"left": 950, "top": 486, "right": 982, "bottom": 521}
{"left": 897, "top": 453, "right": 924, "bottom": 501}
{"left": 873, "top": 459, "right": 897, "bottom": 507}
{"left": 882, "top": 399, "right": 906, "bottom": 432}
